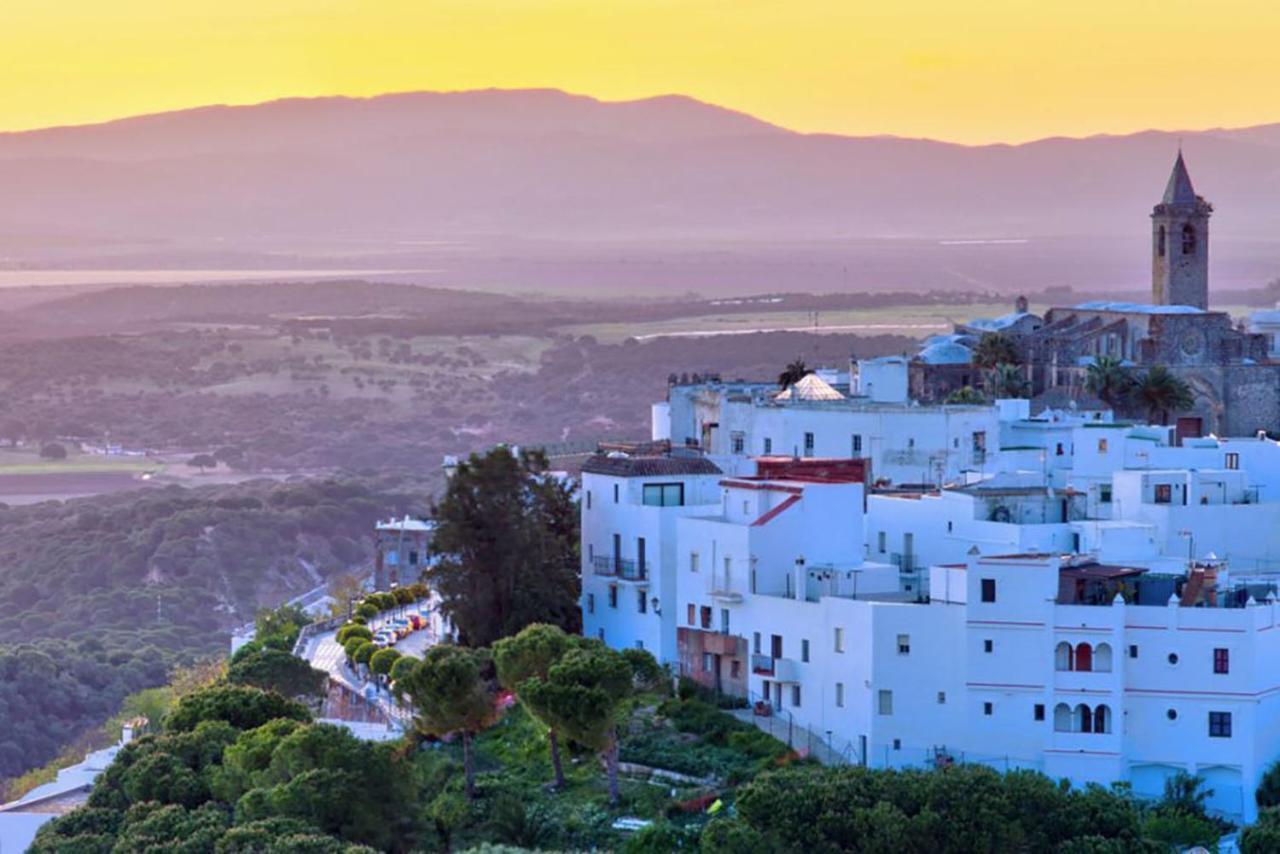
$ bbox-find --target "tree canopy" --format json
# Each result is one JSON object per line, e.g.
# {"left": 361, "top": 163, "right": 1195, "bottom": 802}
{"left": 427, "top": 447, "right": 580, "bottom": 647}
{"left": 399, "top": 645, "right": 497, "bottom": 798}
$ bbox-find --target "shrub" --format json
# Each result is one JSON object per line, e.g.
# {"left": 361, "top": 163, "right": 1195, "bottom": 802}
{"left": 335, "top": 625, "right": 372, "bottom": 646}
{"left": 1258, "top": 762, "right": 1280, "bottom": 808}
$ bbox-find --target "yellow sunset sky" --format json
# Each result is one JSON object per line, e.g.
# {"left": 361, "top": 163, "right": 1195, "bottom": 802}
{"left": 4, "top": 0, "right": 1278, "bottom": 143}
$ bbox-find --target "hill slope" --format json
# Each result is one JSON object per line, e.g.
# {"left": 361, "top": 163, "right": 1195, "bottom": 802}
{"left": 1, "top": 89, "right": 1279, "bottom": 246}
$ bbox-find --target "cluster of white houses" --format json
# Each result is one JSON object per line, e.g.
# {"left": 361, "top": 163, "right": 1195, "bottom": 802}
{"left": 580, "top": 368, "right": 1280, "bottom": 821}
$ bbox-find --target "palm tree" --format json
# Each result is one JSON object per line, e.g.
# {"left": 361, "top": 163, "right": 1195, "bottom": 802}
{"left": 1132, "top": 365, "right": 1194, "bottom": 425}
{"left": 777, "top": 358, "right": 811, "bottom": 389}
{"left": 972, "top": 333, "right": 1020, "bottom": 369}
{"left": 987, "top": 363, "right": 1030, "bottom": 399}
{"left": 1084, "top": 356, "right": 1134, "bottom": 410}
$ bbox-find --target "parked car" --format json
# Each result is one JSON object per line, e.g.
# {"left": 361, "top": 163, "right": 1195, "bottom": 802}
{"left": 390, "top": 619, "right": 412, "bottom": 638}
{"left": 373, "top": 631, "right": 397, "bottom": 647}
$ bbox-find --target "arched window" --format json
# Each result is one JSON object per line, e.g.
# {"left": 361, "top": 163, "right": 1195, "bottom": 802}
{"left": 1094, "top": 704, "right": 1111, "bottom": 734}
{"left": 1055, "top": 642, "right": 1074, "bottom": 671}
{"left": 1095, "top": 643, "right": 1113, "bottom": 673}
{"left": 1157, "top": 225, "right": 1166, "bottom": 256}
{"left": 1182, "top": 224, "right": 1196, "bottom": 255}
{"left": 1075, "top": 704, "right": 1093, "bottom": 734}
{"left": 1054, "top": 703, "right": 1072, "bottom": 732}
{"left": 1075, "top": 643, "right": 1093, "bottom": 672}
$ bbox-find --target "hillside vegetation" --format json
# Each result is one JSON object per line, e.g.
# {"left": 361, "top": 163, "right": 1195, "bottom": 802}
{"left": 0, "top": 478, "right": 420, "bottom": 783}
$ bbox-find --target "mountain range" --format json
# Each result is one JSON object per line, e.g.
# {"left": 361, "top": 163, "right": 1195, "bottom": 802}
{"left": 1, "top": 88, "right": 1279, "bottom": 263}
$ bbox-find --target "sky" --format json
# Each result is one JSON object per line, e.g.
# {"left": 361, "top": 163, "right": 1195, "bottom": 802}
{"left": 4, "top": 0, "right": 1280, "bottom": 144}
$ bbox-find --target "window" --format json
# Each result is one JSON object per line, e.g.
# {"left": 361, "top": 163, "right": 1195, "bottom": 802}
{"left": 897, "top": 634, "right": 910, "bottom": 655}
{"left": 597, "top": 628, "right": 605, "bottom": 641}
{"left": 937, "top": 691, "right": 946, "bottom": 705}
{"left": 852, "top": 434, "right": 863, "bottom": 455}
{"left": 753, "top": 632, "right": 761, "bottom": 655}
{"left": 1157, "top": 224, "right": 1166, "bottom": 256}
{"left": 1209, "top": 711, "right": 1232, "bottom": 738}
{"left": 731, "top": 432, "right": 745, "bottom": 454}
{"left": 908, "top": 438, "right": 915, "bottom": 449}
{"left": 608, "top": 585, "right": 618, "bottom": 608}
{"left": 687, "top": 603, "right": 695, "bottom": 626}
{"left": 1154, "top": 484, "right": 1172, "bottom": 504}
{"left": 1214, "top": 648, "right": 1230, "bottom": 674}
{"left": 1182, "top": 223, "right": 1196, "bottom": 255}
{"left": 791, "top": 685, "right": 801, "bottom": 707}
{"left": 586, "top": 490, "right": 592, "bottom": 510}
{"left": 803, "top": 432, "right": 815, "bottom": 457}
{"left": 613, "top": 483, "right": 620, "bottom": 503}
{"left": 1034, "top": 703, "right": 1045, "bottom": 721}
{"left": 690, "top": 551, "right": 700, "bottom": 573}
{"left": 1100, "top": 485, "right": 1113, "bottom": 504}
{"left": 1168, "top": 652, "right": 1179, "bottom": 665}
{"left": 720, "top": 609, "right": 730, "bottom": 634}
{"left": 878, "top": 690, "right": 893, "bottom": 715}
{"left": 408, "top": 550, "right": 419, "bottom": 566}
{"left": 636, "top": 640, "right": 644, "bottom": 650}
{"left": 972, "top": 431, "right": 987, "bottom": 455}
{"left": 637, "top": 590, "right": 647, "bottom": 614}
{"left": 698, "top": 606, "right": 712, "bottom": 629}
{"left": 1129, "top": 644, "right": 1138, "bottom": 659}
{"left": 878, "top": 531, "right": 887, "bottom": 553}
{"left": 587, "top": 593, "right": 595, "bottom": 614}
{"left": 983, "top": 639, "right": 994, "bottom": 654}
{"left": 834, "top": 627, "right": 845, "bottom": 653}
{"left": 983, "top": 702, "right": 994, "bottom": 716}
{"left": 1226, "top": 452, "right": 1240, "bottom": 470}
{"left": 981, "top": 578, "right": 996, "bottom": 603}
{"left": 801, "top": 639, "right": 810, "bottom": 663}
{"left": 702, "top": 653, "right": 714, "bottom": 673}
{"left": 763, "top": 437, "right": 773, "bottom": 454}
{"left": 947, "top": 520, "right": 953, "bottom": 532}
{"left": 730, "top": 660, "right": 741, "bottom": 679}
{"left": 893, "top": 738, "right": 901, "bottom": 750}
{"left": 1167, "top": 708, "right": 1178, "bottom": 721}
{"left": 1055, "top": 443, "right": 1064, "bottom": 456}
{"left": 1098, "top": 438, "right": 1108, "bottom": 454}
{"left": 836, "top": 682, "right": 845, "bottom": 707}
{"left": 642, "top": 483, "right": 685, "bottom": 507}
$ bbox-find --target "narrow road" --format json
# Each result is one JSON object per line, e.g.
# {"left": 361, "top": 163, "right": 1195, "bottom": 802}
{"left": 301, "top": 609, "right": 437, "bottom": 729}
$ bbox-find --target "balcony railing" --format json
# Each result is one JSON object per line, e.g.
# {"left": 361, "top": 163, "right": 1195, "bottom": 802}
{"left": 751, "top": 653, "right": 776, "bottom": 676}
{"left": 591, "top": 555, "right": 648, "bottom": 581}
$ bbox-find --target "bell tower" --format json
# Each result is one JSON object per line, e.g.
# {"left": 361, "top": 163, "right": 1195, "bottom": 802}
{"left": 1151, "top": 150, "right": 1212, "bottom": 309}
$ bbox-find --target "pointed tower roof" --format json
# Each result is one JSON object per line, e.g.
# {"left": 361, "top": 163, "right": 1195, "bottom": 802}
{"left": 1162, "top": 150, "right": 1198, "bottom": 206}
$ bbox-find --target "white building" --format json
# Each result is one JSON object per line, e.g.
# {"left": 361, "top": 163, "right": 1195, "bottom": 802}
{"left": 581, "top": 378, "right": 1280, "bottom": 823}
{"left": 665, "top": 371, "right": 1000, "bottom": 487}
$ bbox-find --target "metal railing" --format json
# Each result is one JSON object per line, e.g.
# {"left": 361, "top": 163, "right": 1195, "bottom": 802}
{"left": 592, "top": 556, "right": 649, "bottom": 581}
{"left": 736, "top": 688, "right": 861, "bottom": 766}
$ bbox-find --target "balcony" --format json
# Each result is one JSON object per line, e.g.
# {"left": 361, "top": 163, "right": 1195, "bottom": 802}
{"left": 592, "top": 555, "right": 649, "bottom": 582}
{"left": 750, "top": 654, "right": 799, "bottom": 682}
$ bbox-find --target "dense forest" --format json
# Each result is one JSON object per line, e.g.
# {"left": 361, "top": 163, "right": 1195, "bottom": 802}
{"left": 0, "top": 477, "right": 421, "bottom": 782}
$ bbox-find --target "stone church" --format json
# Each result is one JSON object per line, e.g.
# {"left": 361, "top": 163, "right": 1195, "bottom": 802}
{"left": 911, "top": 153, "right": 1278, "bottom": 439}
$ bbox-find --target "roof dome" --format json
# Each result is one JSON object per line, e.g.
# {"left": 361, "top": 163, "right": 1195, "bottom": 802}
{"left": 918, "top": 340, "right": 974, "bottom": 365}
{"left": 775, "top": 372, "right": 844, "bottom": 401}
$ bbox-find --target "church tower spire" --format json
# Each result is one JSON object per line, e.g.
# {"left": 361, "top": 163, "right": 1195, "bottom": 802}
{"left": 1151, "top": 150, "right": 1212, "bottom": 309}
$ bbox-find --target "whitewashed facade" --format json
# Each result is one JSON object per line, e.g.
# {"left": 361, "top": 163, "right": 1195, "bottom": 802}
{"left": 580, "top": 383, "right": 1280, "bottom": 822}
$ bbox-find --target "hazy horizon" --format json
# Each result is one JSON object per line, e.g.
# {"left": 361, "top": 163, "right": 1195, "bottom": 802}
{"left": 5, "top": 86, "right": 1280, "bottom": 148}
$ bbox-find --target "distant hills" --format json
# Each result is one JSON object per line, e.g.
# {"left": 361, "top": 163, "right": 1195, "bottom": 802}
{"left": 1, "top": 88, "right": 1279, "bottom": 251}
